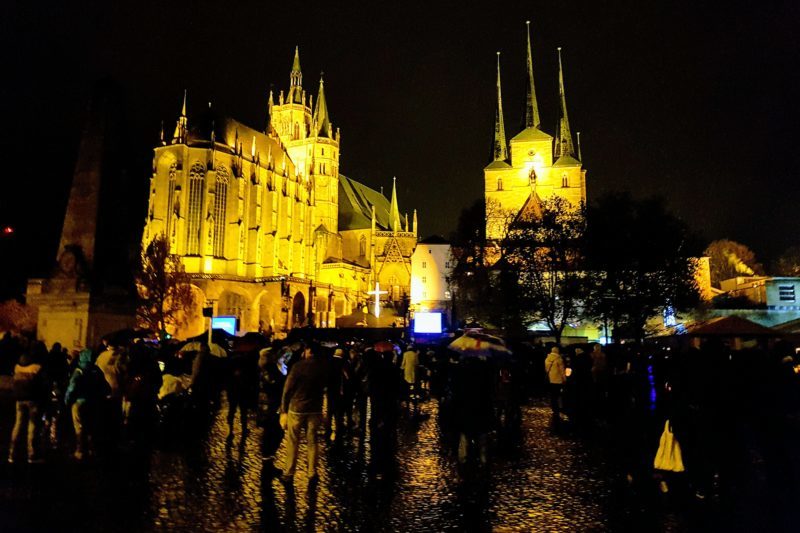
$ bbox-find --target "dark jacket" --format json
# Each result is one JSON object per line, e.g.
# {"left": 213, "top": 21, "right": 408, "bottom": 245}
{"left": 281, "top": 356, "right": 328, "bottom": 414}
{"left": 13, "top": 357, "right": 47, "bottom": 402}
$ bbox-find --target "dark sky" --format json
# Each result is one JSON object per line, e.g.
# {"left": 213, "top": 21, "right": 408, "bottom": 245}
{"left": 1, "top": 0, "right": 798, "bottom": 296}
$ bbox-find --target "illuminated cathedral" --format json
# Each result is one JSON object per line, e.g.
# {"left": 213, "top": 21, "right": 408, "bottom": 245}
{"left": 485, "top": 22, "right": 587, "bottom": 241}
{"left": 142, "top": 48, "right": 418, "bottom": 337}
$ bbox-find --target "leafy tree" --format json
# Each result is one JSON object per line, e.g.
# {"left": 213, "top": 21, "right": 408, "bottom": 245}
{"left": 773, "top": 245, "right": 800, "bottom": 277}
{"left": 585, "top": 193, "right": 701, "bottom": 343}
{"left": 448, "top": 199, "right": 505, "bottom": 327}
{"left": 0, "top": 299, "right": 37, "bottom": 333}
{"left": 136, "top": 234, "right": 196, "bottom": 338}
{"left": 501, "top": 196, "right": 586, "bottom": 343}
{"left": 704, "top": 239, "right": 763, "bottom": 287}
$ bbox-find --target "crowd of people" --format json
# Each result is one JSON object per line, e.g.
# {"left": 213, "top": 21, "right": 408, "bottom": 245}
{"left": 2, "top": 329, "right": 798, "bottom": 506}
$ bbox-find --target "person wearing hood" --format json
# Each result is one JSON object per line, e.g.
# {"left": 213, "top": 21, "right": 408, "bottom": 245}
{"left": 8, "top": 342, "right": 48, "bottom": 464}
{"left": 65, "top": 350, "right": 110, "bottom": 460}
{"left": 545, "top": 346, "right": 567, "bottom": 419}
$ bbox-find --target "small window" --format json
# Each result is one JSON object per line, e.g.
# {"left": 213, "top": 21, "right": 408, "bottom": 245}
{"left": 321, "top": 148, "right": 325, "bottom": 156}
{"left": 561, "top": 173, "right": 569, "bottom": 188}
{"left": 422, "top": 277, "right": 427, "bottom": 283}
{"left": 497, "top": 177, "right": 503, "bottom": 191}
{"left": 422, "top": 262, "right": 427, "bottom": 269}
{"left": 779, "top": 285, "right": 796, "bottom": 301}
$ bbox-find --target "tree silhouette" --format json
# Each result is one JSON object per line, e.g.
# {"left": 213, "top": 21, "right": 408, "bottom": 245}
{"left": 136, "top": 234, "right": 196, "bottom": 338}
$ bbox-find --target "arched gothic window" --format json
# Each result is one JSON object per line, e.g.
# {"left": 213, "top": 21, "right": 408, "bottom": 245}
{"left": 213, "top": 166, "right": 229, "bottom": 257}
{"left": 359, "top": 235, "right": 367, "bottom": 256}
{"left": 186, "top": 162, "right": 205, "bottom": 255}
{"left": 561, "top": 173, "right": 569, "bottom": 188}
{"left": 497, "top": 177, "right": 503, "bottom": 191}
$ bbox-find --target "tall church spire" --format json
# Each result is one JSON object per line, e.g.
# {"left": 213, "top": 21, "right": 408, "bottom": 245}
{"left": 172, "top": 89, "right": 188, "bottom": 144}
{"left": 525, "top": 21, "right": 541, "bottom": 129}
{"left": 389, "top": 177, "right": 401, "bottom": 232}
{"left": 493, "top": 52, "right": 508, "bottom": 162}
{"left": 313, "top": 74, "right": 332, "bottom": 137}
{"left": 556, "top": 47, "right": 576, "bottom": 159}
{"left": 288, "top": 46, "right": 303, "bottom": 104}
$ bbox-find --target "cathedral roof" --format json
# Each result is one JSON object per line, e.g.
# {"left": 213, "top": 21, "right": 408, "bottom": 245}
{"left": 510, "top": 127, "right": 552, "bottom": 143}
{"left": 184, "top": 109, "right": 295, "bottom": 174}
{"left": 484, "top": 160, "right": 512, "bottom": 171}
{"left": 552, "top": 154, "right": 582, "bottom": 168}
{"left": 338, "top": 174, "right": 393, "bottom": 231}
{"left": 515, "top": 191, "right": 543, "bottom": 222}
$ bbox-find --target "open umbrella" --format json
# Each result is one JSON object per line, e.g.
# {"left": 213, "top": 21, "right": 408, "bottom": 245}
{"left": 179, "top": 341, "right": 227, "bottom": 358}
{"left": 448, "top": 332, "right": 511, "bottom": 358}
{"left": 374, "top": 340, "right": 396, "bottom": 353}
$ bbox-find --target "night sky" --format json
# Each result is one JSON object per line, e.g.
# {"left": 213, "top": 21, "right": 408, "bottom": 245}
{"left": 1, "top": 0, "right": 798, "bottom": 297}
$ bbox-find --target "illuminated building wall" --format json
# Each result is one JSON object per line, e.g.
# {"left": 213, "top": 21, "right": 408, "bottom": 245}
{"left": 410, "top": 237, "right": 452, "bottom": 322}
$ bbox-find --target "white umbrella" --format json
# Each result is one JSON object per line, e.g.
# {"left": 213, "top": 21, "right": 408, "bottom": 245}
{"left": 179, "top": 341, "right": 227, "bottom": 358}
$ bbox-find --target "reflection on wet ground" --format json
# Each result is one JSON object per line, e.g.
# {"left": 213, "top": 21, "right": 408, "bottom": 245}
{"left": 2, "top": 396, "right": 795, "bottom": 531}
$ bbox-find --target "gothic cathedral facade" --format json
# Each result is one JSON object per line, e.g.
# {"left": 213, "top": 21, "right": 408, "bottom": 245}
{"left": 142, "top": 48, "right": 418, "bottom": 338}
{"left": 485, "top": 23, "right": 587, "bottom": 242}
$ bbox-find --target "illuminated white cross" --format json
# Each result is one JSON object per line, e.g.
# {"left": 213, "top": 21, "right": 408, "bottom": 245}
{"left": 367, "top": 282, "right": 388, "bottom": 318}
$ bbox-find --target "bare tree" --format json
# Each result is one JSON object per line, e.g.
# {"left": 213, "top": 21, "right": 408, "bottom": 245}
{"left": 136, "top": 234, "right": 196, "bottom": 338}
{"left": 0, "top": 300, "right": 37, "bottom": 334}
{"left": 502, "top": 196, "right": 586, "bottom": 344}
{"left": 704, "top": 239, "right": 763, "bottom": 287}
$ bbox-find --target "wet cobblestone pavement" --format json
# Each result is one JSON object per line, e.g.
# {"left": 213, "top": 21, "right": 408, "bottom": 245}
{"left": 1, "top": 395, "right": 798, "bottom": 532}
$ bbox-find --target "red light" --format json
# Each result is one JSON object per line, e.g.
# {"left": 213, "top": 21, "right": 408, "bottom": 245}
{"left": 2, "top": 226, "right": 13, "bottom": 235}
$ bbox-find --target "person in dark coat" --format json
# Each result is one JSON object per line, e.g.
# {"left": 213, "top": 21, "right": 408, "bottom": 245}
{"left": 453, "top": 355, "right": 495, "bottom": 465}
{"left": 8, "top": 342, "right": 48, "bottom": 463}
{"left": 326, "top": 348, "right": 349, "bottom": 441}
{"left": 123, "top": 344, "right": 162, "bottom": 442}
{"left": 259, "top": 347, "right": 286, "bottom": 476}
{"left": 226, "top": 349, "right": 260, "bottom": 442}
{"left": 280, "top": 343, "right": 328, "bottom": 482}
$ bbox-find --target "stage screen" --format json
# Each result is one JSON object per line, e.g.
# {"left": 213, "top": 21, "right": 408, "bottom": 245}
{"left": 212, "top": 316, "right": 237, "bottom": 336}
{"left": 414, "top": 312, "right": 442, "bottom": 334}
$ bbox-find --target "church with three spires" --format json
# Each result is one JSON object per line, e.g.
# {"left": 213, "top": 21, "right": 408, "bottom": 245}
{"left": 485, "top": 22, "right": 587, "bottom": 242}
{"left": 141, "top": 48, "right": 419, "bottom": 337}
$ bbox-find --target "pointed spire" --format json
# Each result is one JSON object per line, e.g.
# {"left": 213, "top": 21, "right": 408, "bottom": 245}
{"left": 556, "top": 47, "right": 576, "bottom": 159}
{"left": 493, "top": 52, "right": 508, "bottom": 162}
{"left": 412, "top": 209, "right": 418, "bottom": 235}
{"left": 172, "top": 90, "right": 188, "bottom": 144}
{"left": 251, "top": 135, "right": 256, "bottom": 160}
{"left": 525, "top": 21, "right": 541, "bottom": 129}
{"left": 576, "top": 131, "right": 582, "bottom": 161}
{"left": 390, "top": 177, "right": 401, "bottom": 232}
{"left": 313, "top": 74, "right": 332, "bottom": 137}
{"left": 404, "top": 213, "right": 409, "bottom": 232}
{"left": 292, "top": 45, "right": 301, "bottom": 72}
{"left": 159, "top": 121, "right": 165, "bottom": 145}
{"left": 288, "top": 46, "right": 303, "bottom": 104}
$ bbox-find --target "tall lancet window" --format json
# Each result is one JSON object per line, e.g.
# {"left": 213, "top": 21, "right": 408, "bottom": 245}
{"left": 359, "top": 235, "right": 367, "bottom": 256}
{"left": 561, "top": 173, "right": 569, "bottom": 188}
{"left": 213, "top": 166, "right": 229, "bottom": 257}
{"left": 497, "top": 177, "right": 503, "bottom": 191}
{"left": 166, "top": 162, "right": 178, "bottom": 237}
{"left": 187, "top": 162, "right": 205, "bottom": 255}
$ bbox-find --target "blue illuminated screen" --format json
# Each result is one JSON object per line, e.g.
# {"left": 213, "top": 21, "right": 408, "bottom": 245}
{"left": 212, "top": 316, "right": 237, "bottom": 336}
{"left": 414, "top": 312, "right": 442, "bottom": 334}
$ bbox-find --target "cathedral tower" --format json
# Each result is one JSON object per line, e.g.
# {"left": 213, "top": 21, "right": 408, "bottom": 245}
{"left": 484, "top": 23, "right": 587, "bottom": 242}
